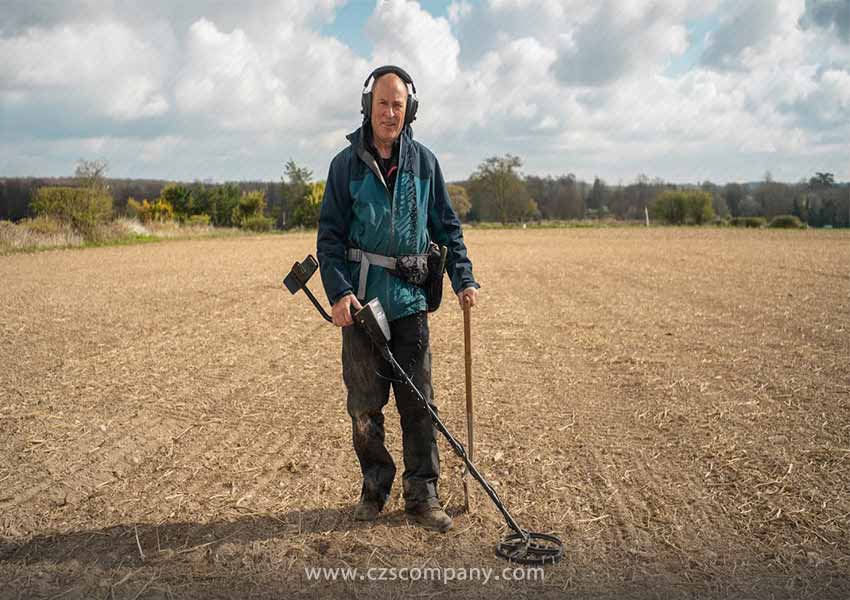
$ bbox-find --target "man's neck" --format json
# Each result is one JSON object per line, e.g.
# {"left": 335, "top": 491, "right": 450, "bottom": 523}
{"left": 373, "top": 138, "right": 394, "bottom": 159}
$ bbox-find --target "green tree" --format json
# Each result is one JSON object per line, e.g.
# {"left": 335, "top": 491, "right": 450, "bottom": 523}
{"left": 213, "top": 183, "right": 240, "bottom": 226}
{"left": 159, "top": 183, "right": 192, "bottom": 221}
{"left": 189, "top": 184, "right": 216, "bottom": 219}
{"left": 291, "top": 181, "right": 324, "bottom": 228}
{"left": 805, "top": 172, "right": 845, "bottom": 227}
{"left": 587, "top": 177, "right": 608, "bottom": 212}
{"left": 232, "top": 190, "right": 267, "bottom": 226}
{"left": 280, "top": 159, "right": 313, "bottom": 228}
{"left": 723, "top": 183, "right": 746, "bottom": 217}
{"left": 809, "top": 172, "right": 835, "bottom": 188}
{"left": 446, "top": 184, "right": 471, "bottom": 220}
{"left": 468, "top": 155, "right": 536, "bottom": 223}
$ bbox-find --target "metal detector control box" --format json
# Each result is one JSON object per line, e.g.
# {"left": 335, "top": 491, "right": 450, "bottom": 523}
{"left": 353, "top": 298, "right": 391, "bottom": 345}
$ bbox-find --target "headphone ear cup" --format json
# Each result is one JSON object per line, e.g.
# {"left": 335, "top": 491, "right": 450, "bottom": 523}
{"left": 405, "top": 96, "right": 418, "bottom": 126}
{"left": 361, "top": 92, "right": 371, "bottom": 120}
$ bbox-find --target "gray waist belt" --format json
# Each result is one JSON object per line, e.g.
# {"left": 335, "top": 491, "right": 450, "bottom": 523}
{"left": 347, "top": 248, "right": 397, "bottom": 300}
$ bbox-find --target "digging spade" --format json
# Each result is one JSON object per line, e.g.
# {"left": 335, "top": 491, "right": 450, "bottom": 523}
{"left": 462, "top": 296, "right": 474, "bottom": 513}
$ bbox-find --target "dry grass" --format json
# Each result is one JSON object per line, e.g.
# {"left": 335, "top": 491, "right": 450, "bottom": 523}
{"left": 0, "top": 217, "right": 84, "bottom": 252}
{"left": 0, "top": 217, "right": 251, "bottom": 255}
{"left": 0, "top": 228, "right": 848, "bottom": 599}
{"left": 143, "top": 220, "right": 235, "bottom": 239}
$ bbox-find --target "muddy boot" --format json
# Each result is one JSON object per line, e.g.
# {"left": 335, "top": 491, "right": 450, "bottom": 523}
{"left": 353, "top": 498, "right": 382, "bottom": 521}
{"left": 405, "top": 503, "right": 453, "bottom": 533}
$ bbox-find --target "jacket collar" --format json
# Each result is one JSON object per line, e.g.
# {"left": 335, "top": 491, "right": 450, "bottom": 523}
{"left": 346, "top": 123, "right": 412, "bottom": 154}
{"left": 347, "top": 124, "right": 412, "bottom": 190}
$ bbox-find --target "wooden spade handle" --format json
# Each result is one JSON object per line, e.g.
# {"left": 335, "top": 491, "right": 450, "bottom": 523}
{"left": 463, "top": 298, "right": 473, "bottom": 462}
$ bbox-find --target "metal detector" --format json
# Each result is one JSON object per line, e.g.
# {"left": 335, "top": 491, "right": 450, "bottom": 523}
{"left": 284, "top": 255, "right": 564, "bottom": 565}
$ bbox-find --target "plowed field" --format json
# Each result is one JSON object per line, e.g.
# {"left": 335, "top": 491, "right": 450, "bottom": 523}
{"left": 1, "top": 228, "right": 848, "bottom": 599}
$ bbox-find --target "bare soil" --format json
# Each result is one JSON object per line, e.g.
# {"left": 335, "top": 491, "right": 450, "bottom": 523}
{"left": 1, "top": 228, "right": 849, "bottom": 599}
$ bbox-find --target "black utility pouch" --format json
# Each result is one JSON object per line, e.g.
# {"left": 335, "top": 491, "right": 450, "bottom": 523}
{"left": 425, "top": 242, "right": 448, "bottom": 313}
{"left": 395, "top": 253, "right": 429, "bottom": 286}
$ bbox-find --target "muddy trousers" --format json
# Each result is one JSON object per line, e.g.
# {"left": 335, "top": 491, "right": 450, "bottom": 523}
{"left": 342, "top": 311, "right": 440, "bottom": 511}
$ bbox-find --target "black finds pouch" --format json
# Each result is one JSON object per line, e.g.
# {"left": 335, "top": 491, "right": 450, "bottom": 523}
{"left": 365, "top": 243, "right": 447, "bottom": 312}
{"left": 394, "top": 253, "right": 429, "bottom": 286}
{"left": 425, "top": 242, "right": 448, "bottom": 313}
{"left": 391, "top": 242, "right": 447, "bottom": 312}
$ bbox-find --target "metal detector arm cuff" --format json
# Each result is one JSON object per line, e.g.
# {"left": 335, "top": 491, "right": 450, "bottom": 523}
{"left": 317, "top": 154, "right": 355, "bottom": 305}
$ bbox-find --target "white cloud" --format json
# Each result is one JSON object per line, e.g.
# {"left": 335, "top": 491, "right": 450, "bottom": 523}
{"left": 0, "top": 19, "right": 173, "bottom": 126}
{"left": 175, "top": 18, "right": 292, "bottom": 130}
{"left": 0, "top": 0, "right": 847, "bottom": 183}
{"left": 552, "top": 2, "right": 691, "bottom": 85}
{"left": 367, "top": 0, "right": 461, "bottom": 87}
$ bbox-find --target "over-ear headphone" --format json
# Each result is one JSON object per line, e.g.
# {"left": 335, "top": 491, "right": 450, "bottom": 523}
{"left": 361, "top": 65, "right": 418, "bottom": 127}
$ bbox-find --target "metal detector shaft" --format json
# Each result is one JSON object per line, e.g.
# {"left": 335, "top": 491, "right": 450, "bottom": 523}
{"left": 380, "top": 347, "right": 527, "bottom": 541}
{"left": 303, "top": 286, "right": 333, "bottom": 323}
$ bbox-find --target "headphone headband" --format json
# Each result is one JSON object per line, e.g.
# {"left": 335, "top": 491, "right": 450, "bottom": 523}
{"left": 362, "top": 65, "right": 417, "bottom": 95}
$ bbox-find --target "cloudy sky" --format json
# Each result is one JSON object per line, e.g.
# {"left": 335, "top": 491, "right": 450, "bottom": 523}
{"left": 1, "top": 0, "right": 847, "bottom": 184}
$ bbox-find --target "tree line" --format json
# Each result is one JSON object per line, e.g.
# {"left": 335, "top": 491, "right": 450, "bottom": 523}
{"left": 456, "top": 157, "right": 847, "bottom": 228}
{"left": 1, "top": 157, "right": 847, "bottom": 229}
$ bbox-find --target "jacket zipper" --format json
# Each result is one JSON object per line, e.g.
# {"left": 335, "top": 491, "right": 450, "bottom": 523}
{"left": 387, "top": 134, "right": 402, "bottom": 312}
{"left": 355, "top": 131, "right": 402, "bottom": 313}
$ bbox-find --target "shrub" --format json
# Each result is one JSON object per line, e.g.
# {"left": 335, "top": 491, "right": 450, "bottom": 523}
{"left": 126, "top": 197, "right": 143, "bottom": 219}
{"left": 768, "top": 214, "right": 805, "bottom": 229}
{"left": 291, "top": 181, "right": 324, "bottom": 228}
{"left": 20, "top": 215, "right": 66, "bottom": 235}
{"left": 730, "top": 216, "right": 766, "bottom": 228}
{"left": 86, "top": 220, "right": 135, "bottom": 244}
{"left": 650, "top": 190, "right": 715, "bottom": 225}
{"left": 31, "top": 186, "right": 113, "bottom": 235}
{"left": 187, "top": 214, "right": 211, "bottom": 227}
{"left": 137, "top": 198, "right": 174, "bottom": 223}
{"left": 240, "top": 214, "right": 273, "bottom": 232}
{"left": 232, "top": 190, "right": 267, "bottom": 226}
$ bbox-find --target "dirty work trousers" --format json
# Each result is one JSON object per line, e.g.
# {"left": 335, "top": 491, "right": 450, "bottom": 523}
{"left": 341, "top": 311, "right": 440, "bottom": 511}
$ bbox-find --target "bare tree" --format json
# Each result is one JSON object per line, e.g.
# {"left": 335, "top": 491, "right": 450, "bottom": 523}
{"left": 74, "top": 159, "right": 108, "bottom": 191}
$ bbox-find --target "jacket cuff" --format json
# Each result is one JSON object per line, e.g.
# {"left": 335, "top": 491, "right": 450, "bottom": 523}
{"left": 330, "top": 289, "right": 353, "bottom": 305}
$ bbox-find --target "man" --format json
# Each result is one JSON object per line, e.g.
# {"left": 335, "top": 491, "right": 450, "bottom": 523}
{"left": 317, "top": 65, "right": 479, "bottom": 532}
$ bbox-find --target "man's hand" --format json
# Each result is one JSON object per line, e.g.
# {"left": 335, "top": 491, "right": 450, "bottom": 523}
{"left": 457, "top": 286, "right": 478, "bottom": 309}
{"left": 332, "top": 293, "right": 363, "bottom": 327}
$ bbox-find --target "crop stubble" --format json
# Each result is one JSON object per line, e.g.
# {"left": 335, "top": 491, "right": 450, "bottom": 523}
{"left": 0, "top": 228, "right": 848, "bottom": 599}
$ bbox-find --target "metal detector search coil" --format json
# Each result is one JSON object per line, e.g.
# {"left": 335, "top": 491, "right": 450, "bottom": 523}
{"left": 283, "top": 255, "right": 564, "bottom": 565}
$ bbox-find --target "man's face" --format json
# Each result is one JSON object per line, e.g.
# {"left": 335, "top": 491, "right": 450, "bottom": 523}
{"left": 370, "top": 74, "right": 408, "bottom": 146}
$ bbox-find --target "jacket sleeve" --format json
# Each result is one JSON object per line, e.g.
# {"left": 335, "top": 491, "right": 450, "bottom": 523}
{"left": 427, "top": 157, "right": 479, "bottom": 294}
{"left": 317, "top": 154, "right": 354, "bottom": 305}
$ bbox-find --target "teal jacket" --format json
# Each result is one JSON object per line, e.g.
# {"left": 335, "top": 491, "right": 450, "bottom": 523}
{"left": 317, "top": 125, "right": 478, "bottom": 321}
